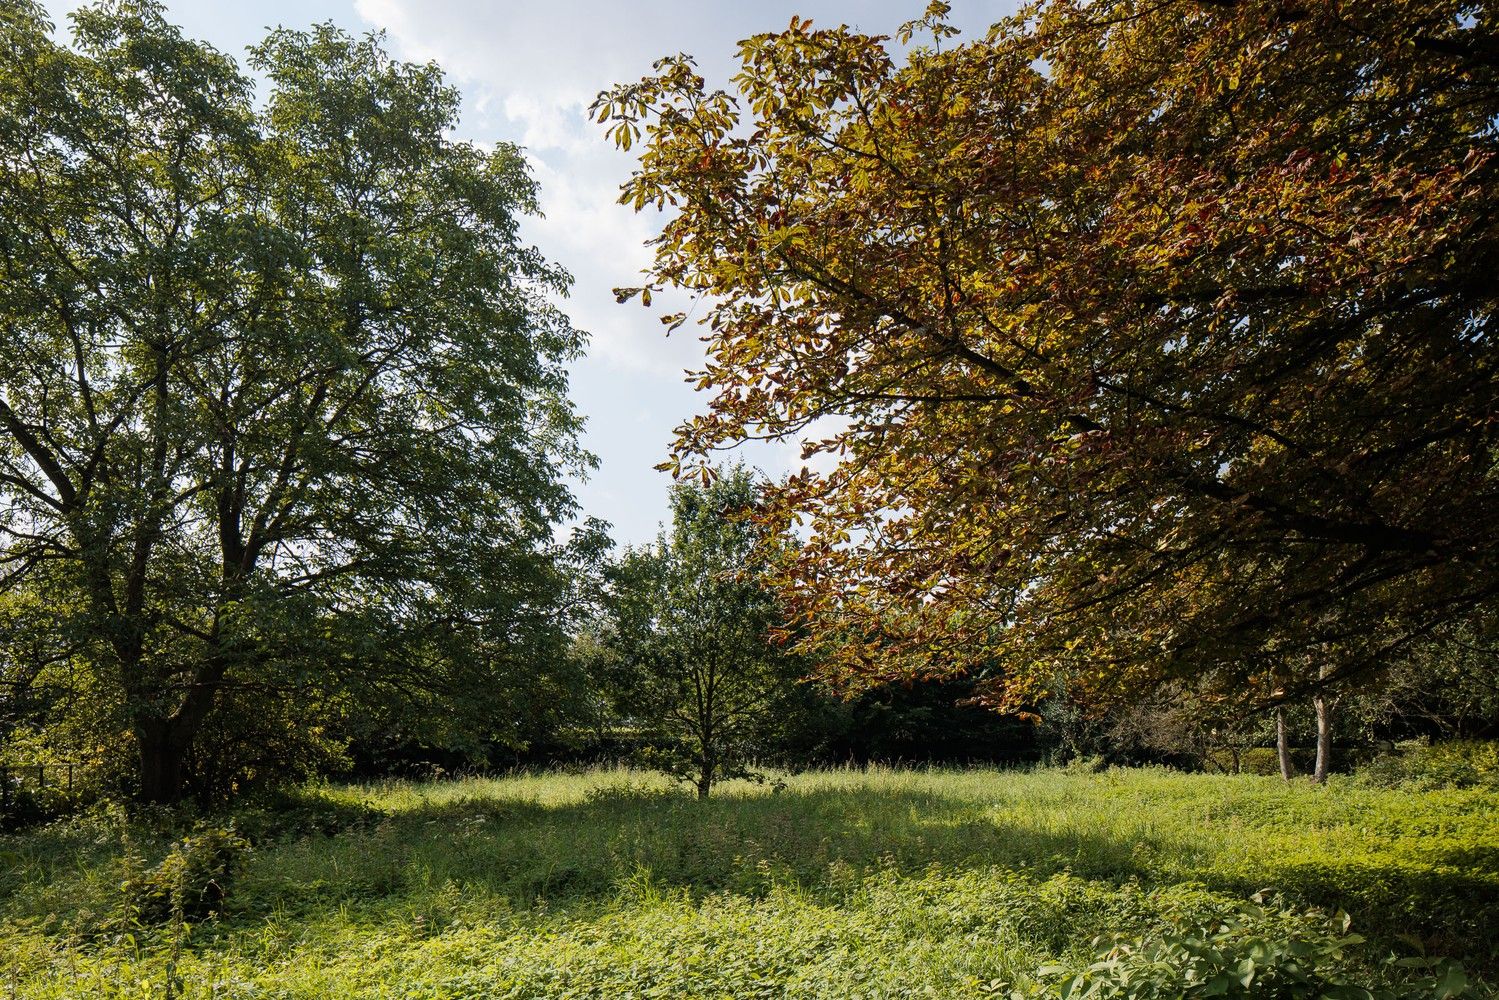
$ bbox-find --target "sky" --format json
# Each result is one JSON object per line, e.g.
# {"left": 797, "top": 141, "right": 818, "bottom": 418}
{"left": 41, "top": 0, "right": 1018, "bottom": 545}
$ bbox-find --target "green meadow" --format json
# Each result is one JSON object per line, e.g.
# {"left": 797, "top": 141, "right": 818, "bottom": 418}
{"left": 2, "top": 766, "right": 1495, "bottom": 998}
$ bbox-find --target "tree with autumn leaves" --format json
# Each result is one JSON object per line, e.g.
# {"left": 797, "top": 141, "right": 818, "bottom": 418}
{"left": 596, "top": 0, "right": 1499, "bottom": 770}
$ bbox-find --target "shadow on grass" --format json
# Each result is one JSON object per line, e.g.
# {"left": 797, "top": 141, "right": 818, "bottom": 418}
{"left": 227, "top": 783, "right": 1163, "bottom": 908}
{"left": 8, "top": 780, "right": 1495, "bottom": 975}
{"left": 221, "top": 781, "right": 1499, "bottom": 971}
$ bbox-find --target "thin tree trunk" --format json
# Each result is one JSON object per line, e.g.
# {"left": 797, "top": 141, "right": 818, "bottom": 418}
{"left": 1313, "top": 663, "right": 1333, "bottom": 784}
{"left": 1276, "top": 706, "right": 1294, "bottom": 781}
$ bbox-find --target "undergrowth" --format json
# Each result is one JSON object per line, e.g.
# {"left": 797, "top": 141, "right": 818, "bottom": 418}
{"left": 1, "top": 766, "right": 1494, "bottom": 997}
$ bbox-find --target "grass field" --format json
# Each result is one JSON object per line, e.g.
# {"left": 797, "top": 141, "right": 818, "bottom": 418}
{"left": 2, "top": 766, "right": 1496, "bottom": 998}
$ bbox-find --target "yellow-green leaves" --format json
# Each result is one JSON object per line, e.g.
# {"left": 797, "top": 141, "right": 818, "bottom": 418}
{"left": 600, "top": 0, "right": 1499, "bottom": 719}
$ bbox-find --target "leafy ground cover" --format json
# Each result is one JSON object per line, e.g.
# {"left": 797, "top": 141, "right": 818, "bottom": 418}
{"left": 2, "top": 766, "right": 1495, "bottom": 997}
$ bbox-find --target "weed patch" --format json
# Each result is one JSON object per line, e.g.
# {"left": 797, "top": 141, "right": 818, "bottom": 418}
{"left": 2, "top": 767, "right": 1494, "bottom": 997}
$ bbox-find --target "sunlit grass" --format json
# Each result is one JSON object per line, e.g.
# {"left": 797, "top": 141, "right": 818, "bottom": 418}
{"left": 3, "top": 765, "right": 1496, "bottom": 997}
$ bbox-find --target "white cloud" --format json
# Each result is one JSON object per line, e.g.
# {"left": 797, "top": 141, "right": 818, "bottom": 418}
{"left": 44, "top": 0, "right": 1018, "bottom": 544}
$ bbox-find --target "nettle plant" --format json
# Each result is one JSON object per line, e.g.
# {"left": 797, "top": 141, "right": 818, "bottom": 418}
{"left": 992, "top": 895, "right": 1471, "bottom": 1000}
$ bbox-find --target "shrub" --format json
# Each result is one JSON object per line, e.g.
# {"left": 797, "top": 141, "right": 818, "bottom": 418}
{"left": 182, "top": 691, "right": 351, "bottom": 805}
{"left": 1357, "top": 740, "right": 1499, "bottom": 791}
{"left": 119, "top": 824, "right": 251, "bottom": 924}
{"left": 1215, "top": 747, "right": 1317, "bottom": 777}
{"left": 0, "top": 739, "right": 105, "bottom": 828}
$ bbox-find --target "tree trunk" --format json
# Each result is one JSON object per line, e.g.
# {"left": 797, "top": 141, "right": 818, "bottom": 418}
{"left": 695, "top": 749, "right": 714, "bottom": 800}
{"left": 131, "top": 652, "right": 228, "bottom": 803}
{"left": 1313, "top": 664, "right": 1333, "bottom": 784}
{"left": 1275, "top": 706, "right": 1294, "bottom": 781}
{"left": 136, "top": 718, "right": 189, "bottom": 804}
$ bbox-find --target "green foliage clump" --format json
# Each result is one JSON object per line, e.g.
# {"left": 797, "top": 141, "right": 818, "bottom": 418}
{"left": 1358, "top": 741, "right": 1499, "bottom": 791}
{"left": 119, "top": 825, "right": 250, "bottom": 924}
{"left": 1012, "top": 896, "right": 1470, "bottom": 1000}
{"left": 0, "top": 746, "right": 96, "bottom": 830}
{"left": 227, "top": 796, "right": 382, "bottom": 845}
{"left": 1227, "top": 747, "right": 1316, "bottom": 777}
{"left": 180, "top": 695, "right": 352, "bottom": 806}
{"left": 581, "top": 777, "right": 686, "bottom": 808}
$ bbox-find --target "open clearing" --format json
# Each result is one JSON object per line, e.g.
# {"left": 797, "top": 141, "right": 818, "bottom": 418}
{"left": 3, "top": 766, "right": 1496, "bottom": 998}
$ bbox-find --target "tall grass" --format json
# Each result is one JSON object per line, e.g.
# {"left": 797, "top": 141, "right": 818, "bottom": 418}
{"left": 2, "top": 765, "right": 1495, "bottom": 997}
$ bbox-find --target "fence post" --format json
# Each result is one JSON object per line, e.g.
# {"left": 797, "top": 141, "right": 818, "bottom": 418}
{"left": 1, "top": 765, "right": 8, "bottom": 813}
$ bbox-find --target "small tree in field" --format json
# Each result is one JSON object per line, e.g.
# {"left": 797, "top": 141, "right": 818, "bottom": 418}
{"left": 603, "top": 469, "right": 799, "bottom": 798}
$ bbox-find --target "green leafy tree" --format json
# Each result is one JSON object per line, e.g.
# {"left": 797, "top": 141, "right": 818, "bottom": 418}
{"left": 1354, "top": 619, "right": 1499, "bottom": 742}
{"left": 0, "top": 2, "right": 588, "bottom": 801}
{"left": 346, "top": 517, "right": 617, "bottom": 772}
{"left": 602, "top": 469, "right": 801, "bottom": 798}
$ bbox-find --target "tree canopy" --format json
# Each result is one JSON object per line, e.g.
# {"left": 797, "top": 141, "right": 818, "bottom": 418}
{"left": 597, "top": 0, "right": 1499, "bottom": 716}
{"left": 0, "top": 1, "right": 589, "bottom": 800}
